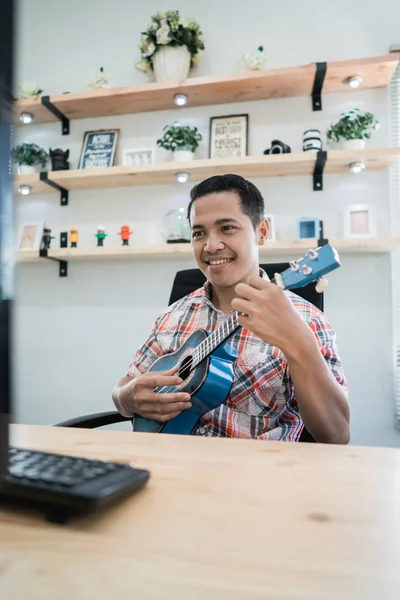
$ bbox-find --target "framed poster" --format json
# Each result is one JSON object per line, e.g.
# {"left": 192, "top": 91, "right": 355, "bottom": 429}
{"left": 17, "top": 222, "right": 44, "bottom": 251}
{"left": 344, "top": 205, "right": 375, "bottom": 238}
{"left": 209, "top": 114, "right": 248, "bottom": 159}
{"left": 78, "top": 129, "right": 119, "bottom": 169}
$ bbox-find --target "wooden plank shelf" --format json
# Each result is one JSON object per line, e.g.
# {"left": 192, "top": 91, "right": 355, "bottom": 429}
{"left": 13, "top": 148, "right": 400, "bottom": 196}
{"left": 17, "top": 238, "right": 400, "bottom": 264}
{"left": 14, "top": 54, "right": 399, "bottom": 126}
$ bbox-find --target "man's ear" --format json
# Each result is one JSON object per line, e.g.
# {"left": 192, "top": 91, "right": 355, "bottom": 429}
{"left": 257, "top": 218, "right": 270, "bottom": 246}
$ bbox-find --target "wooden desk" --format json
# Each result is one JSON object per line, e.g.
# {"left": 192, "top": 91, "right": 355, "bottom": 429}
{"left": 1, "top": 425, "right": 400, "bottom": 599}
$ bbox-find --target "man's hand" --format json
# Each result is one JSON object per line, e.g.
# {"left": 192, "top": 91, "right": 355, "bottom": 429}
{"left": 231, "top": 276, "right": 315, "bottom": 355}
{"left": 119, "top": 367, "right": 192, "bottom": 422}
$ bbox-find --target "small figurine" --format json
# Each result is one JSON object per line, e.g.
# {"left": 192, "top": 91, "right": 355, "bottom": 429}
{"left": 87, "top": 67, "right": 112, "bottom": 90}
{"left": 264, "top": 140, "right": 291, "bottom": 155}
{"left": 50, "top": 148, "right": 70, "bottom": 171}
{"left": 303, "top": 129, "right": 323, "bottom": 152}
{"left": 95, "top": 225, "right": 107, "bottom": 247}
{"left": 41, "top": 228, "right": 55, "bottom": 250}
{"left": 119, "top": 225, "right": 133, "bottom": 246}
{"left": 237, "top": 46, "right": 267, "bottom": 71}
{"left": 70, "top": 227, "right": 79, "bottom": 248}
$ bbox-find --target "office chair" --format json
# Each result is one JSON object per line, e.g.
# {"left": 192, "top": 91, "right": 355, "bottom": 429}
{"left": 56, "top": 263, "right": 322, "bottom": 442}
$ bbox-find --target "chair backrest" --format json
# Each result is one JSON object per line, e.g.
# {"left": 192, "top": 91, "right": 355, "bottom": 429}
{"left": 168, "top": 263, "right": 324, "bottom": 312}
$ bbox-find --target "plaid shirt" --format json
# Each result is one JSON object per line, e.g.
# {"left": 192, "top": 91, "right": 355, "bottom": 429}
{"left": 127, "top": 271, "right": 347, "bottom": 441}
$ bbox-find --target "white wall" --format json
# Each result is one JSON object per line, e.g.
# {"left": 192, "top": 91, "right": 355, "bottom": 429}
{"left": 13, "top": 0, "right": 400, "bottom": 446}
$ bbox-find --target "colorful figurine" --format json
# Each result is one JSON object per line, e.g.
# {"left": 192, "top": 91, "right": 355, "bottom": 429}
{"left": 119, "top": 224, "right": 133, "bottom": 246}
{"left": 41, "top": 228, "right": 55, "bottom": 250}
{"left": 95, "top": 225, "right": 107, "bottom": 247}
{"left": 70, "top": 227, "right": 79, "bottom": 248}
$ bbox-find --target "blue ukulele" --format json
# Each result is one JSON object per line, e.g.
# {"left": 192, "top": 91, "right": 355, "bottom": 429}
{"left": 134, "top": 244, "right": 340, "bottom": 435}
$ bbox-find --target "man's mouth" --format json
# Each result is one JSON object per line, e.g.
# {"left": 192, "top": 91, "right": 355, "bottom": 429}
{"left": 204, "top": 258, "right": 234, "bottom": 265}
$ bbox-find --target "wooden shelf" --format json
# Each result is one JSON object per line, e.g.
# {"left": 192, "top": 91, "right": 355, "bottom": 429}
{"left": 13, "top": 148, "right": 400, "bottom": 196}
{"left": 17, "top": 238, "right": 400, "bottom": 264}
{"left": 14, "top": 54, "right": 399, "bottom": 125}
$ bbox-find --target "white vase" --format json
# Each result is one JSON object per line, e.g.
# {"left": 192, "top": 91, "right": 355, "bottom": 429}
{"left": 17, "top": 165, "right": 37, "bottom": 175}
{"left": 153, "top": 46, "right": 191, "bottom": 83}
{"left": 342, "top": 139, "right": 366, "bottom": 150}
{"left": 173, "top": 150, "right": 194, "bottom": 162}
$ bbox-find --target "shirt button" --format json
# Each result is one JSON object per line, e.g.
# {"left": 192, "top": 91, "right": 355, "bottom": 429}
{"left": 199, "top": 426, "right": 206, "bottom": 434}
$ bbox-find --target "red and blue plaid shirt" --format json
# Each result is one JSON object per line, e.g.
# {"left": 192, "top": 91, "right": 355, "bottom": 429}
{"left": 127, "top": 271, "right": 347, "bottom": 441}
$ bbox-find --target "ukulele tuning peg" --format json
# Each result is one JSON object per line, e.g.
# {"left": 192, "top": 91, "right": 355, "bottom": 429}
{"left": 289, "top": 260, "right": 299, "bottom": 271}
{"left": 315, "top": 276, "right": 328, "bottom": 293}
{"left": 306, "top": 249, "right": 318, "bottom": 260}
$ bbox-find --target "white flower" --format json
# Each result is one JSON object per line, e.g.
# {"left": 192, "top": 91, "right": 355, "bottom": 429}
{"left": 136, "top": 58, "right": 151, "bottom": 74}
{"left": 238, "top": 47, "right": 267, "bottom": 72}
{"left": 87, "top": 68, "right": 111, "bottom": 89}
{"left": 146, "top": 41, "right": 156, "bottom": 57}
{"left": 157, "top": 24, "right": 171, "bottom": 45}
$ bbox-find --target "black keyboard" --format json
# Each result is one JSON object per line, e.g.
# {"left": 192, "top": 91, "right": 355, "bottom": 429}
{"left": 0, "top": 447, "right": 150, "bottom": 517}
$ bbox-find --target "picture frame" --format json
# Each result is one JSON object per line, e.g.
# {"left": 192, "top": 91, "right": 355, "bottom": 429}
{"left": 264, "top": 214, "right": 276, "bottom": 241}
{"left": 297, "top": 217, "right": 320, "bottom": 240}
{"left": 122, "top": 147, "right": 155, "bottom": 167}
{"left": 78, "top": 129, "right": 120, "bottom": 169}
{"left": 344, "top": 204, "right": 376, "bottom": 238}
{"left": 209, "top": 114, "right": 248, "bottom": 159}
{"left": 17, "top": 222, "right": 44, "bottom": 251}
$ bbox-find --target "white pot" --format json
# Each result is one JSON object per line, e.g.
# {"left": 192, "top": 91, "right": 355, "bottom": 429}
{"left": 173, "top": 150, "right": 194, "bottom": 162}
{"left": 17, "top": 164, "right": 37, "bottom": 175}
{"left": 153, "top": 46, "right": 191, "bottom": 83}
{"left": 342, "top": 139, "right": 366, "bottom": 150}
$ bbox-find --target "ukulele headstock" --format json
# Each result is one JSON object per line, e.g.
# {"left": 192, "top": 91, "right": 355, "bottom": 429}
{"left": 275, "top": 244, "right": 340, "bottom": 292}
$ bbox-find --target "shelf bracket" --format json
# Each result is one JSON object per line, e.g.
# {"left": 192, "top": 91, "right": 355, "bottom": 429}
{"left": 39, "top": 232, "right": 68, "bottom": 278}
{"left": 313, "top": 150, "right": 327, "bottom": 191}
{"left": 41, "top": 95, "right": 70, "bottom": 135}
{"left": 318, "top": 220, "right": 329, "bottom": 246}
{"left": 311, "top": 62, "right": 327, "bottom": 111}
{"left": 39, "top": 172, "right": 69, "bottom": 206}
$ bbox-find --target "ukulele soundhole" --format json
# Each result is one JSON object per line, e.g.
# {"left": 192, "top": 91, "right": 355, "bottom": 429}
{"left": 178, "top": 355, "right": 194, "bottom": 381}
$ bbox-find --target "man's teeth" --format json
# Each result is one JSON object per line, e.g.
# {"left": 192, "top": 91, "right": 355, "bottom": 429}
{"left": 208, "top": 259, "right": 232, "bottom": 265}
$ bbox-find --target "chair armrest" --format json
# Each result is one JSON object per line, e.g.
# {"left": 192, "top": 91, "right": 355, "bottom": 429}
{"left": 54, "top": 411, "right": 132, "bottom": 429}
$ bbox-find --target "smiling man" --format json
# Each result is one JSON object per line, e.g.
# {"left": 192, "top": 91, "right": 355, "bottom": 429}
{"left": 112, "top": 174, "right": 350, "bottom": 443}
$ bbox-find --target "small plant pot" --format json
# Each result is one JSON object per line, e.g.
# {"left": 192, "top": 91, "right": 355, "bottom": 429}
{"left": 173, "top": 150, "right": 194, "bottom": 162}
{"left": 342, "top": 139, "right": 366, "bottom": 150}
{"left": 17, "top": 164, "right": 37, "bottom": 175}
{"left": 153, "top": 46, "right": 191, "bottom": 83}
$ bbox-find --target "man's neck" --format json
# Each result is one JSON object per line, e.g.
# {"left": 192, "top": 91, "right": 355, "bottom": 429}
{"left": 210, "top": 268, "right": 261, "bottom": 314}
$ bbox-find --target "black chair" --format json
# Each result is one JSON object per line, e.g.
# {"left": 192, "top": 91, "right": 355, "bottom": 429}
{"left": 56, "top": 263, "right": 321, "bottom": 442}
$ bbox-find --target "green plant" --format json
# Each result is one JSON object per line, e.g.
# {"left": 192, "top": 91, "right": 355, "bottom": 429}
{"left": 327, "top": 108, "right": 380, "bottom": 142}
{"left": 157, "top": 122, "right": 202, "bottom": 152}
{"left": 12, "top": 142, "right": 49, "bottom": 168}
{"left": 136, "top": 10, "right": 205, "bottom": 74}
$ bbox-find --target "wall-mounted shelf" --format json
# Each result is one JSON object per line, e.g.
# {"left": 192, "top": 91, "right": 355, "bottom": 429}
{"left": 14, "top": 54, "right": 399, "bottom": 127}
{"left": 17, "top": 238, "right": 400, "bottom": 266}
{"left": 14, "top": 148, "right": 400, "bottom": 197}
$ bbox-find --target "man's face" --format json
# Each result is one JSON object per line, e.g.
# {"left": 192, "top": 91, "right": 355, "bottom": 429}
{"left": 190, "top": 191, "right": 268, "bottom": 290}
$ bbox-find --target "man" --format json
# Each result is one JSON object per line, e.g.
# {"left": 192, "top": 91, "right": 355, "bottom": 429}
{"left": 112, "top": 174, "right": 350, "bottom": 443}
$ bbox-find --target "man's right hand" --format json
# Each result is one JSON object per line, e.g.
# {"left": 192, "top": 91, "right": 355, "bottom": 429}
{"left": 117, "top": 367, "right": 192, "bottom": 422}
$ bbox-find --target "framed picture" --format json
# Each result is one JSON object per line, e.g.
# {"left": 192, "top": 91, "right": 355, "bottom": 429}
{"left": 344, "top": 205, "right": 375, "bottom": 238}
{"left": 78, "top": 129, "right": 119, "bottom": 169}
{"left": 264, "top": 214, "right": 276, "bottom": 241}
{"left": 297, "top": 217, "right": 319, "bottom": 240}
{"left": 17, "top": 222, "right": 44, "bottom": 251}
{"left": 122, "top": 147, "right": 155, "bottom": 167}
{"left": 209, "top": 114, "right": 248, "bottom": 159}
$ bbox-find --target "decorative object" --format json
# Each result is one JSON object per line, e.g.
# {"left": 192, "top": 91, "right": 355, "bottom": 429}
{"left": 12, "top": 142, "right": 48, "bottom": 174}
{"left": 69, "top": 227, "right": 79, "bottom": 248}
{"left": 119, "top": 225, "right": 133, "bottom": 246}
{"left": 209, "top": 114, "right": 248, "bottom": 160}
{"left": 122, "top": 148, "right": 155, "bottom": 166}
{"left": 136, "top": 10, "right": 205, "bottom": 82}
{"left": 78, "top": 129, "right": 119, "bottom": 169}
{"left": 237, "top": 46, "right": 267, "bottom": 71}
{"left": 302, "top": 130, "right": 322, "bottom": 152}
{"left": 17, "top": 222, "right": 44, "bottom": 251}
{"left": 264, "top": 140, "right": 291, "bottom": 155}
{"left": 157, "top": 122, "right": 202, "bottom": 161}
{"left": 327, "top": 108, "right": 379, "bottom": 149}
{"left": 40, "top": 228, "right": 55, "bottom": 250}
{"left": 49, "top": 148, "right": 70, "bottom": 171}
{"left": 264, "top": 214, "right": 276, "bottom": 241}
{"left": 344, "top": 205, "right": 375, "bottom": 238}
{"left": 18, "top": 82, "right": 44, "bottom": 99}
{"left": 95, "top": 226, "right": 107, "bottom": 247}
{"left": 297, "top": 217, "right": 320, "bottom": 240}
{"left": 162, "top": 208, "right": 191, "bottom": 243}
{"left": 87, "top": 67, "right": 112, "bottom": 89}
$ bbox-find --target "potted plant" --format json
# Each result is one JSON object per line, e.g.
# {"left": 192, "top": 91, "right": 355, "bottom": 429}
{"left": 157, "top": 122, "right": 202, "bottom": 161}
{"left": 12, "top": 142, "right": 49, "bottom": 174}
{"left": 327, "top": 108, "right": 380, "bottom": 149}
{"left": 136, "top": 10, "right": 205, "bottom": 82}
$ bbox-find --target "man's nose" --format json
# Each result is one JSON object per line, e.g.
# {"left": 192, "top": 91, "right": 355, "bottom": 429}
{"left": 204, "top": 233, "right": 224, "bottom": 253}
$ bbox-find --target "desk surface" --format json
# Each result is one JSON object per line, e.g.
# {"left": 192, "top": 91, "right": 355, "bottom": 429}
{"left": 1, "top": 425, "right": 400, "bottom": 599}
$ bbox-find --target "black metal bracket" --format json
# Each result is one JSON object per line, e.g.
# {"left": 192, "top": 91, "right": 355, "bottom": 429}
{"left": 39, "top": 232, "right": 68, "bottom": 278}
{"left": 41, "top": 95, "right": 70, "bottom": 135}
{"left": 318, "top": 220, "right": 329, "bottom": 246}
{"left": 39, "top": 172, "right": 68, "bottom": 206}
{"left": 311, "top": 62, "right": 327, "bottom": 111}
{"left": 313, "top": 150, "right": 327, "bottom": 191}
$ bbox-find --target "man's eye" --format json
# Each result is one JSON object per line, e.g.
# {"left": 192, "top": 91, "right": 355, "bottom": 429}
{"left": 192, "top": 231, "right": 204, "bottom": 238}
{"left": 222, "top": 226, "right": 235, "bottom": 231}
